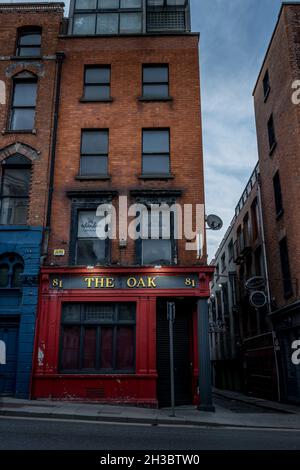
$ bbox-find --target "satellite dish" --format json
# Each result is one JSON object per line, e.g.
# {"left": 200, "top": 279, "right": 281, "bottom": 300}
{"left": 206, "top": 214, "right": 223, "bottom": 231}
{"left": 245, "top": 276, "right": 266, "bottom": 291}
{"left": 249, "top": 291, "right": 267, "bottom": 309}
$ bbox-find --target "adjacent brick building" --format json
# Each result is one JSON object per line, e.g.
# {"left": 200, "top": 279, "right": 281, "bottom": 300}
{"left": 32, "top": 0, "right": 214, "bottom": 408}
{"left": 0, "top": 2, "right": 64, "bottom": 397}
{"left": 209, "top": 164, "right": 279, "bottom": 401}
{"left": 253, "top": 3, "right": 300, "bottom": 404}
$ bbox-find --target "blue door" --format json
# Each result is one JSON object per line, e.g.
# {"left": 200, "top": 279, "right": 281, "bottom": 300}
{"left": 0, "top": 321, "right": 19, "bottom": 396}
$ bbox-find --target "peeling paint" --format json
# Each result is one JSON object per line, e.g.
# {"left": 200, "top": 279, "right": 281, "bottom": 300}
{"left": 38, "top": 346, "right": 44, "bottom": 366}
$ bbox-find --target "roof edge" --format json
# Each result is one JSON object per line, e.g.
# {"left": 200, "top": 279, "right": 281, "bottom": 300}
{"left": 252, "top": 2, "right": 299, "bottom": 96}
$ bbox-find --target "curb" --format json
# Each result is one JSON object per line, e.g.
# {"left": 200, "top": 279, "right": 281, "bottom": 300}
{"left": 1, "top": 408, "right": 300, "bottom": 430}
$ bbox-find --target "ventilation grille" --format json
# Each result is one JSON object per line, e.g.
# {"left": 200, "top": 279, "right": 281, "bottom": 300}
{"left": 86, "top": 387, "right": 105, "bottom": 399}
{"left": 147, "top": 11, "right": 186, "bottom": 32}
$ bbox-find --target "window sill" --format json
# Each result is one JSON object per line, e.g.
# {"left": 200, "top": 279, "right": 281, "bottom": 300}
{"left": 138, "top": 174, "right": 175, "bottom": 180}
{"left": 2, "top": 129, "right": 36, "bottom": 135}
{"left": 10, "top": 55, "right": 42, "bottom": 61}
{"left": 264, "top": 87, "right": 271, "bottom": 103}
{"left": 276, "top": 209, "right": 284, "bottom": 221}
{"left": 138, "top": 96, "right": 173, "bottom": 102}
{"left": 75, "top": 175, "right": 111, "bottom": 181}
{"left": 79, "top": 97, "right": 113, "bottom": 103}
{"left": 269, "top": 141, "right": 277, "bottom": 156}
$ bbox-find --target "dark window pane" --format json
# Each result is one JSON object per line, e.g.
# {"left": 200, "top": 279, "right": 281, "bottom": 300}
{"left": 84, "top": 303, "right": 114, "bottom": 322}
{"left": 143, "top": 66, "right": 168, "bottom": 83}
{"left": 0, "top": 198, "right": 28, "bottom": 225}
{"left": 19, "top": 33, "right": 41, "bottom": 46}
{"left": 19, "top": 47, "right": 41, "bottom": 57}
{"left": 62, "top": 304, "right": 81, "bottom": 323}
{"left": 100, "top": 327, "right": 113, "bottom": 369}
{"left": 118, "top": 304, "right": 135, "bottom": 321}
{"left": 267, "top": 115, "right": 276, "bottom": 149}
{"left": 97, "top": 13, "right": 119, "bottom": 34}
{"left": 3, "top": 169, "right": 31, "bottom": 197}
{"left": 279, "top": 238, "right": 293, "bottom": 296}
{"left": 83, "top": 328, "right": 97, "bottom": 368}
{"left": 80, "top": 155, "right": 108, "bottom": 175}
{"left": 98, "top": 0, "right": 119, "bottom": 8}
{"left": 11, "top": 109, "right": 35, "bottom": 131}
{"left": 263, "top": 70, "right": 270, "bottom": 97}
{"left": 143, "top": 84, "right": 168, "bottom": 98}
{"left": 76, "top": 239, "right": 106, "bottom": 265}
{"left": 12, "top": 263, "right": 24, "bottom": 288}
{"left": 4, "top": 155, "right": 30, "bottom": 166}
{"left": 142, "top": 155, "right": 170, "bottom": 174}
{"left": 76, "top": 0, "right": 97, "bottom": 9}
{"left": 85, "top": 67, "right": 110, "bottom": 84}
{"left": 13, "top": 82, "right": 37, "bottom": 107}
{"left": 84, "top": 85, "right": 110, "bottom": 100}
{"left": 0, "top": 264, "right": 9, "bottom": 288}
{"left": 121, "top": 0, "right": 142, "bottom": 8}
{"left": 143, "top": 130, "right": 169, "bottom": 153}
{"left": 116, "top": 327, "right": 134, "bottom": 370}
{"left": 273, "top": 171, "right": 283, "bottom": 216}
{"left": 120, "top": 12, "right": 142, "bottom": 33}
{"left": 73, "top": 14, "right": 96, "bottom": 34}
{"left": 61, "top": 326, "right": 80, "bottom": 370}
{"left": 81, "top": 131, "right": 108, "bottom": 154}
{"left": 142, "top": 239, "right": 172, "bottom": 265}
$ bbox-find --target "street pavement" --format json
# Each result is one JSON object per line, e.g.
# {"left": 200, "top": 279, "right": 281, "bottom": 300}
{"left": 0, "top": 416, "right": 300, "bottom": 450}
{"left": 1, "top": 391, "right": 300, "bottom": 430}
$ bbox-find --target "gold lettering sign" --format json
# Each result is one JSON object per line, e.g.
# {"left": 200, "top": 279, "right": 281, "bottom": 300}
{"left": 50, "top": 275, "right": 198, "bottom": 290}
{"left": 84, "top": 277, "right": 115, "bottom": 288}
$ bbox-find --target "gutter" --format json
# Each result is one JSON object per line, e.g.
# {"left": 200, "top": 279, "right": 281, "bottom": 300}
{"left": 43, "top": 51, "right": 65, "bottom": 255}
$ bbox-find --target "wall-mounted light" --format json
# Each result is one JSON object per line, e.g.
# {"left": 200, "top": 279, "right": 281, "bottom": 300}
{"left": 86, "top": 265, "right": 95, "bottom": 270}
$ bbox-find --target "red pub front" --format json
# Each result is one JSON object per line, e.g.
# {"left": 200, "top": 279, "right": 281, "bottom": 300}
{"left": 32, "top": 267, "right": 213, "bottom": 407}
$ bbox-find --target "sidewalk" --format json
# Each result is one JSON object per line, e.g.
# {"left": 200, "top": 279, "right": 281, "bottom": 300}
{"left": 213, "top": 388, "right": 300, "bottom": 414}
{"left": 1, "top": 394, "right": 300, "bottom": 429}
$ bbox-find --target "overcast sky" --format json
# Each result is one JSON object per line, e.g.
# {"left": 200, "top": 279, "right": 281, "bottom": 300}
{"left": 4, "top": 0, "right": 294, "bottom": 259}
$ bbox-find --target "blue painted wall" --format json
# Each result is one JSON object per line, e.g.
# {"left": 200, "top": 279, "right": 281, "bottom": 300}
{"left": 0, "top": 226, "right": 42, "bottom": 398}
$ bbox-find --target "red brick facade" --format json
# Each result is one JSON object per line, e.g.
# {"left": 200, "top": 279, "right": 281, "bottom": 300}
{"left": 253, "top": 4, "right": 300, "bottom": 403}
{"left": 0, "top": 3, "right": 64, "bottom": 228}
{"left": 46, "top": 33, "right": 206, "bottom": 266}
{"left": 253, "top": 4, "right": 300, "bottom": 309}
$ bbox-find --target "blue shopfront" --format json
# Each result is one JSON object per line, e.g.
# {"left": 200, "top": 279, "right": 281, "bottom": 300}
{"left": 0, "top": 227, "right": 42, "bottom": 398}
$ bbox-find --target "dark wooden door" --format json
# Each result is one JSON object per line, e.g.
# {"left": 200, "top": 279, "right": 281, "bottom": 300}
{"left": 0, "top": 320, "right": 19, "bottom": 396}
{"left": 156, "top": 300, "right": 192, "bottom": 407}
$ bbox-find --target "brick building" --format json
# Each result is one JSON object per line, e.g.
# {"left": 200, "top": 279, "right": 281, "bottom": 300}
{"left": 0, "top": 2, "right": 64, "bottom": 397}
{"left": 209, "top": 164, "right": 279, "bottom": 401}
{"left": 253, "top": 3, "right": 300, "bottom": 404}
{"left": 32, "top": 0, "right": 214, "bottom": 408}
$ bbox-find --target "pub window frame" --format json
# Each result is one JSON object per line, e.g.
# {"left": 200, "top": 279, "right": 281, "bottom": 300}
{"left": 80, "top": 129, "right": 109, "bottom": 176}
{"left": 72, "top": 0, "right": 143, "bottom": 35}
{"left": 142, "top": 128, "right": 171, "bottom": 176}
{"left": 0, "top": 154, "right": 31, "bottom": 226}
{"left": 267, "top": 114, "right": 276, "bottom": 154}
{"left": 142, "top": 64, "right": 169, "bottom": 99}
{"left": 273, "top": 170, "right": 284, "bottom": 219}
{"left": 69, "top": 201, "right": 111, "bottom": 266}
{"left": 0, "top": 253, "right": 24, "bottom": 289}
{"left": 59, "top": 302, "right": 136, "bottom": 374}
{"left": 135, "top": 203, "right": 177, "bottom": 266}
{"left": 83, "top": 65, "right": 111, "bottom": 101}
{"left": 16, "top": 26, "right": 42, "bottom": 57}
{"left": 9, "top": 73, "right": 38, "bottom": 132}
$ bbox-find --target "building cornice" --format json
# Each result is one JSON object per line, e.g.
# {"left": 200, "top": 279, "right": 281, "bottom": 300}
{"left": 0, "top": 2, "right": 64, "bottom": 13}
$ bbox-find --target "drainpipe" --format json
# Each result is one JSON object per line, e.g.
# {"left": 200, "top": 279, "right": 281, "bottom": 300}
{"left": 257, "top": 173, "right": 281, "bottom": 401}
{"left": 43, "top": 51, "right": 65, "bottom": 255}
